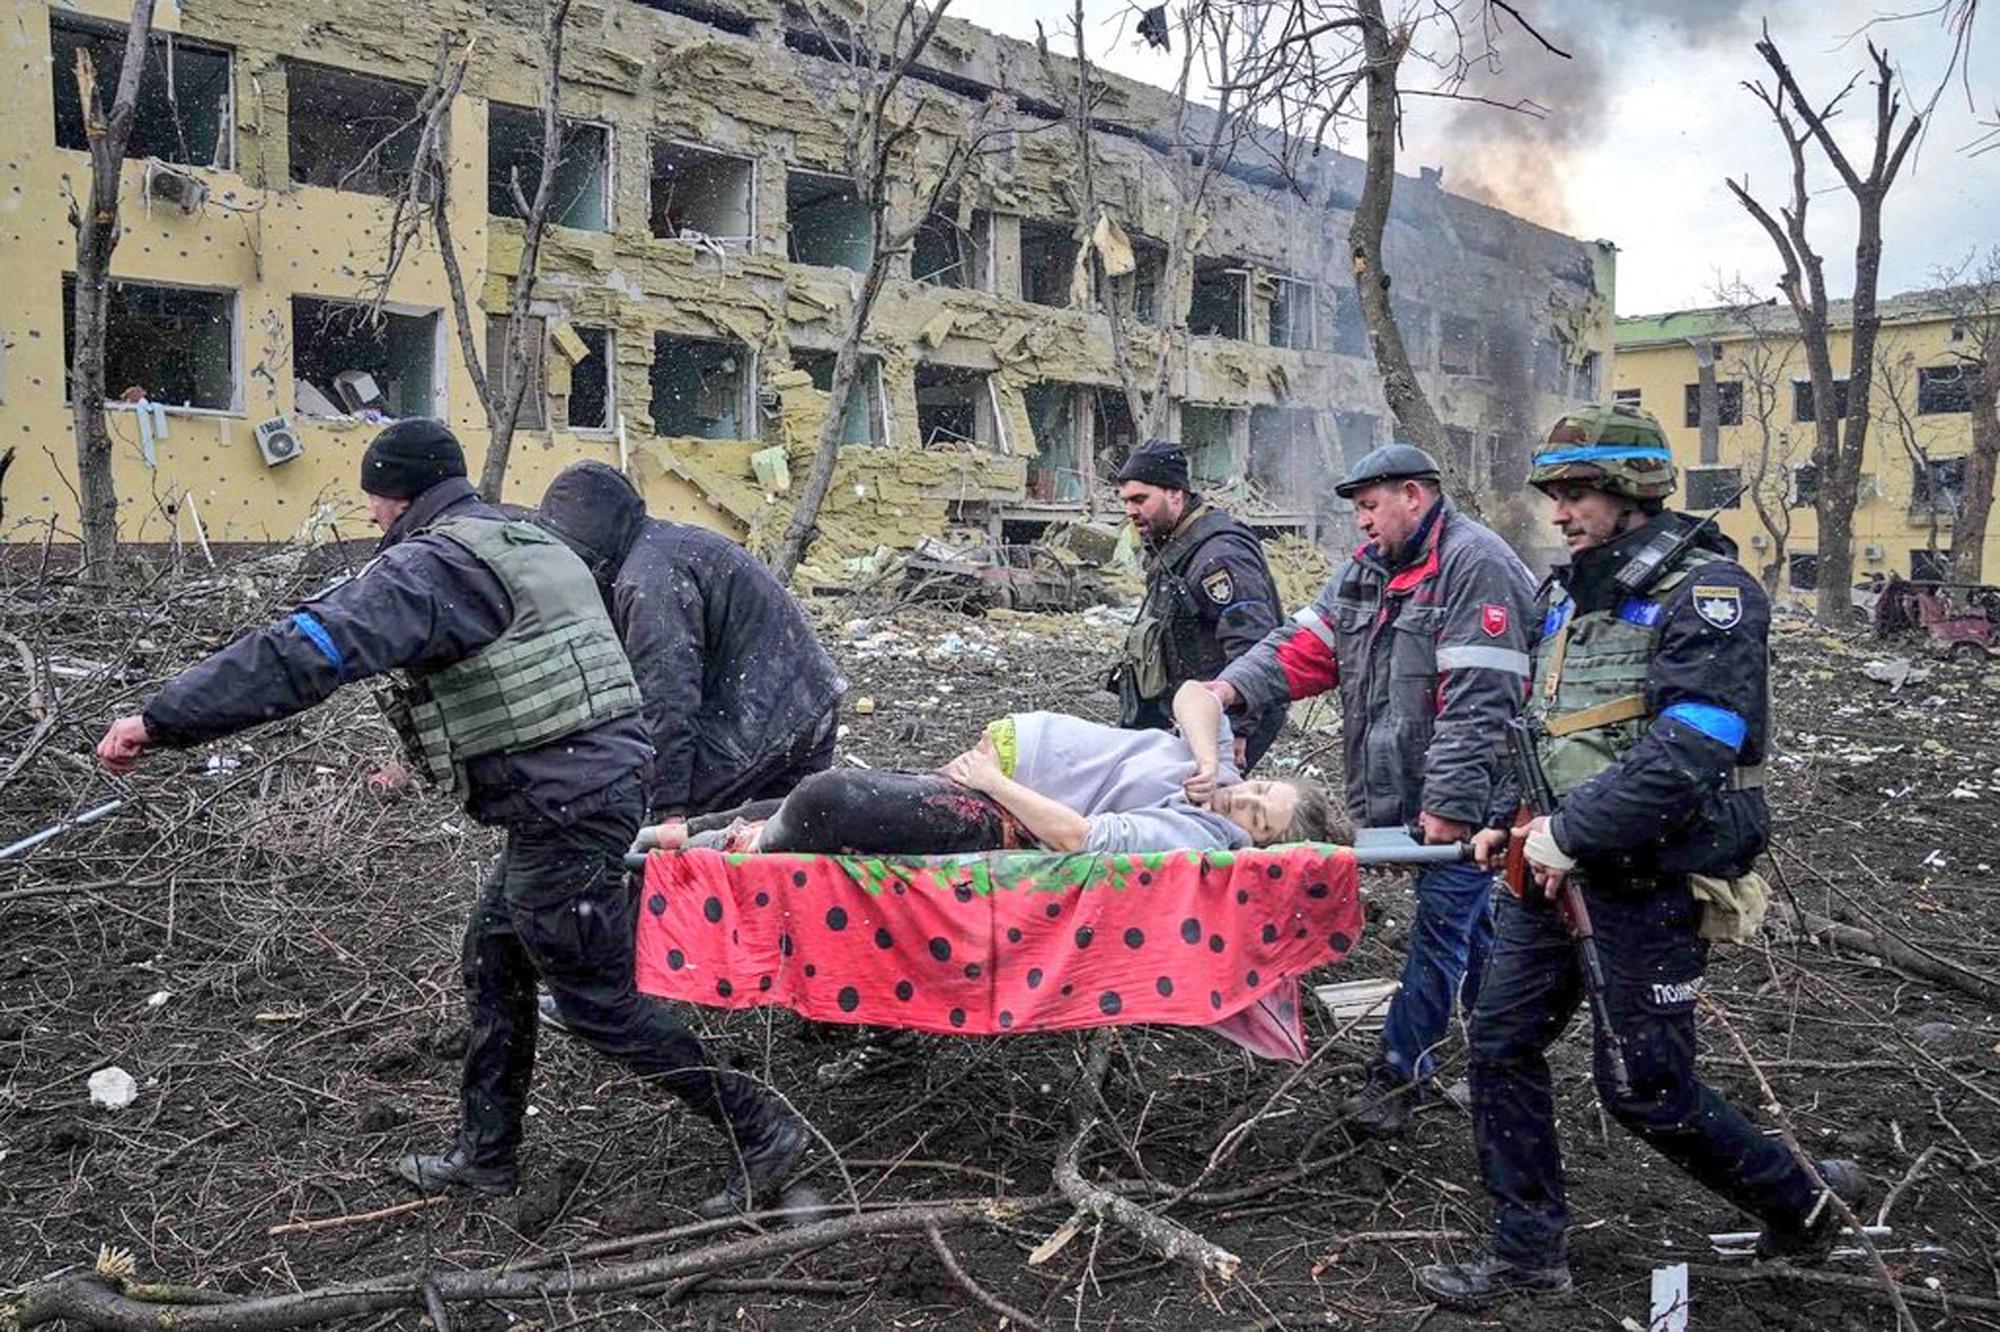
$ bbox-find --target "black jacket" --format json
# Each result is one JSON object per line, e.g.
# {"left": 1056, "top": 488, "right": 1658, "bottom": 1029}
{"left": 1546, "top": 515, "right": 1770, "bottom": 879}
{"left": 539, "top": 463, "right": 846, "bottom": 818}
{"left": 143, "top": 477, "right": 652, "bottom": 825}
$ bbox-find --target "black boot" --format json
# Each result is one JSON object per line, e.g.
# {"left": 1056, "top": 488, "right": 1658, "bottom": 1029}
{"left": 1755, "top": 1160, "right": 1873, "bottom": 1263}
{"left": 696, "top": 1085, "right": 808, "bottom": 1218}
{"left": 1415, "top": 1251, "right": 1573, "bottom": 1307}
{"left": 1341, "top": 1060, "right": 1423, "bottom": 1138}
{"left": 394, "top": 1143, "right": 517, "bottom": 1196}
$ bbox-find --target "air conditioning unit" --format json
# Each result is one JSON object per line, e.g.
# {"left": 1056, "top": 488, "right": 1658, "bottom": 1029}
{"left": 1749, "top": 533, "right": 1768, "bottom": 550}
{"left": 253, "top": 415, "right": 304, "bottom": 467}
{"left": 1863, "top": 543, "right": 1887, "bottom": 562}
{"left": 146, "top": 165, "right": 210, "bottom": 216}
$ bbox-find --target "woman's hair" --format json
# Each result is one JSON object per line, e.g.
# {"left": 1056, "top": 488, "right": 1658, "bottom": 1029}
{"left": 1275, "top": 779, "right": 1343, "bottom": 846}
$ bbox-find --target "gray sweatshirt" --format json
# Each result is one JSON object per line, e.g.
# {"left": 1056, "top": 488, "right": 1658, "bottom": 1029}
{"left": 1009, "top": 712, "right": 1248, "bottom": 853}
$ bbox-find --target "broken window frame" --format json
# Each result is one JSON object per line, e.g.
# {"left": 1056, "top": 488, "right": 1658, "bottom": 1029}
{"left": 1179, "top": 401, "right": 1246, "bottom": 489}
{"left": 650, "top": 333, "right": 756, "bottom": 440}
{"left": 795, "top": 349, "right": 890, "bottom": 447}
{"left": 1613, "top": 386, "right": 1642, "bottom": 408}
{"left": 486, "top": 104, "right": 613, "bottom": 232}
{"left": 1188, "top": 261, "right": 1249, "bottom": 341}
{"left": 1439, "top": 314, "right": 1485, "bottom": 377}
{"left": 486, "top": 313, "right": 549, "bottom": 431}
{"left": 913, "top": 362, "right": 1003, "bottom": 452}
{"left": 1127, "top": 239, "right": 1167, "bottom": 327}
{"left": 786, "top": 169, "right": 874, "bottom": 272}
{"left": 564, "top": 325, "right": 616, "bottom": 433}
{"left": 1024, "top": 381, "right": 1087, "bottom": 503}
{"left": 1787, "top": 550, "right": 1819, "bottom": 591}
{"left": 1791, "top": 376, "right": 1850, "bottom": 423}
{"left": 1916, "top": 365, "right": 1972, "bottom": 415}
{"left": 1911, "top": 455, "right": 1968, "bottom": 515}
{"left": 652, "top": 139, "right": 758, "bottom": 249}
{"left": 1910, "top": 547, "right": 1951, "bottom": 581}
{"left": 49, "top": 14, "right": 235, "bottom": 171}
{"left": 61, "top": 274, "right": 241, "bottom": 415}
{"left": 1682, "top": 380, "right": 1745, "bottom": 428}
{"left": 291, "top": 295, "right": 445, "bottom": 422}
{"left": 1684, "top": 464, "right": 1744, "bottom": 510}
{"left": 1268, "top": 277, "right": 1317, "bottom": 352}
{"left": 912, "top": 207, "right": 990, "bottom": 290}
{"left": 1247, "top": 405, "right": 1319, "bottom": 505}
{"left": 285, "top": 60, "right": 427, "bottom": 198}
{"left": 1788, "top": 460, "right": 1820, "bottom": 507}
{"left": 1018, "top": 219, "right": 1079, "bottom": 309}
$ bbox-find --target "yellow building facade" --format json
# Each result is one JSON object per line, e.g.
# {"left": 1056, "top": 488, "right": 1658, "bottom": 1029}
{"left": 1615, "top": 289, "right": 1994, "bottom": 596}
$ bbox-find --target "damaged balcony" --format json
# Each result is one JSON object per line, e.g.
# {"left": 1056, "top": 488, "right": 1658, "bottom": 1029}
{"left": 291, "top": 297, "right": 442, "bottom": 422}
{"left": 652, "top": 141, "right": 755, "bottom": 247}
{"left": 787, "top": 171, "right": 872, "bottom": 271}
{"left": 285, "top": 62, "right": 423, "bottom": 197}
{"left": 51, "top": 15, "right": 232, "bottom": 169}
{"left": 488, "top": 107, "right": 611, "bottom": 231}
{"left": 651, "top": 334, "right": 753, "bottom": 439}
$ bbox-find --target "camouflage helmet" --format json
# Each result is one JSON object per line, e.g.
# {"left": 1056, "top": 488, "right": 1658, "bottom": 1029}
{"left": 1527, "top": 403, "right": 1677, "bottom": 501}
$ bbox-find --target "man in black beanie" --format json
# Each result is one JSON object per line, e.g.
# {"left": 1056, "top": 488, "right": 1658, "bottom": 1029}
{"left": 1106, "top": 438, "right": 1287, "bottom": 768}
{"left": 96, "top": 419, "right": 807, "bottom": 1216}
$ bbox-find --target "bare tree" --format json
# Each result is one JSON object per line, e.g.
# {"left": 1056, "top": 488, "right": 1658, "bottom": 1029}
{"left": 1716, "top": 287, "right": 1802, "bottom": 592}
{"left": 769, "top": 0, "right": 1003, "bottom": 584}
{"left": 1728, "top": 33, "right": 1921, "bottom": 626}
{"left": 64, "top": 0, "right": 160, "bottom": 571}
{"left": 1936, "top": 249, "right": 2000, "bottom": 581}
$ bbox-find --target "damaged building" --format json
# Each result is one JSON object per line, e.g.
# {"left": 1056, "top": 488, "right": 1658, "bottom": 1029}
{"left": 0, "top": 0, "right": 1614, "bottom": 573}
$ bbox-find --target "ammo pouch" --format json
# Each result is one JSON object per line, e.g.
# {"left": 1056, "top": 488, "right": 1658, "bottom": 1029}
{"left": 1688, "top": 870, "right": 1770, "bottom": 944}
{"left": 373, "top": 674, "right": 437, "bottom": 784}
{"left": 1122, "top": 612, "right": 1170, "bottom": 702}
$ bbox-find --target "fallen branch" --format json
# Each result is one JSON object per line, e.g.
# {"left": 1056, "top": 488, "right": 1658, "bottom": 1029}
{"left": 1053, "top": 1121, "right": 1241, "bottom": 1282}
{"left": 1772, "top": 900, "right": 1998, "bottom": 1004}
{"left": 6, "top": 1197, "right": 1054, "bottom": 1331}
{"left": 267, "top": 1196, "right": 448, "bottom": 1237}
{"left": 925, "top": 1223, "right": 1046, "bottom": 1331}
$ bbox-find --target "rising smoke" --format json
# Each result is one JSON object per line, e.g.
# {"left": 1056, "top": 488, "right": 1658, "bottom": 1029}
{"left": 1425, "top": 0, "right": 1784, "bottom": 230}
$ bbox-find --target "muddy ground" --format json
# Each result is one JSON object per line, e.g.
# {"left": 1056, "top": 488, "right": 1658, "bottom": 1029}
{"left": 2, "top": 551, "right": 1997, "bottom": 1331}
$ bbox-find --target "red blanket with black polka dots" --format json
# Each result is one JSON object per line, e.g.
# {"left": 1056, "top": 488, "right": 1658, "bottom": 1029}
{"left": 632, "top": 845, "right": 1363, "bottom": 1060}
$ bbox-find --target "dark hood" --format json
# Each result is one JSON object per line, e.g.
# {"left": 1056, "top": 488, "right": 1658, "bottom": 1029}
{"left": 538, "top": 461, "right": 646, "bottom": 585}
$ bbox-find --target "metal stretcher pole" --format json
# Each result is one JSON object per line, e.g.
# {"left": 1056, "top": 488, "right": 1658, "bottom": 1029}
{"left": 622, "top": 831, "right": 1473, "bottom": 874}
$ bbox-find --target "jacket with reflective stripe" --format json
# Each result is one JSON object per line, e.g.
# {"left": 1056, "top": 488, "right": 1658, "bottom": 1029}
{"left": 1220, "top": 498, "right": 1536, "bottom": 828}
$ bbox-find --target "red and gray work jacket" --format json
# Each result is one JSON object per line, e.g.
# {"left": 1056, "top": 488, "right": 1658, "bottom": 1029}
{"left": 1219, "top": 499, "right": 1537, "bottom": 830}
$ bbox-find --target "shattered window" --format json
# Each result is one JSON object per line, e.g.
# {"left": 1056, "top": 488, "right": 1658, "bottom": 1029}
{"left": 913, "top": 208, "right": 988, "bottom": 289}
{"left": 1180, "top": 404, "right": 1241, "bottom": 486}
{"left": 1093, "top": 387, "right": 1137, "bottom": 480}
{"left": 286, "top": 62, "right": 424, "bottom": 197}
{"left": 796, "top": 349, "right": 886, "bottom": 446}
{"left": 1911, "top": 547, "right": 1951, "bottom": 581}
{"left": 1683, "top": 381, "right": 1744, "bottom": 428}
{"left": 1440, "top": 316, "right": 1484, "bottom": 376}
{"left": 1249, "top": 407, "right": 1317, "bottom": 502}
{"left": 1269, "top": 278, "right": 1316, "bottom": 351}
{"left": 651, "top": 334, "right": 751, "bottom": 439}
{"left": 1913, "top": 456, "right": 1967, "bottom": 513}
{"left": 653, "top": 142, "right": 755, "bottom": 245}
{"left": 50, "top": 16, "right": 233, "bottom": 169}
{"left": 1788, "top": 551, "right": 1818, "bottom": 591}
{"left": 1024, "top": 382, "right": 1083, "bottom": 502}
{"left": 1019, "top": 221, "right": 1078, "bottom": 308}
{"left": 292, "top": 297, "right": 440, "bottom": 420}
{"left": 1792, "top": 377, "right": 1849, "bottom": 422}
{"left": 486, "top": 314, "right": 548, "bottom": 431}
{"left": 565, "top": 326, "right": 614, "bottom": 432}
{"left": 1789, "top": 461, "right": 1820, "bottom": 506}
{"left": 1188, "top": 261, "right": 1246, "bottom": 339}
{"left": 487, "top": 106, "right": 610, "bottom": 231}
{"left": 1333, "top": 410, "right": 1379, "bottom": 470}
{"left": 914, "top": 363, "right": 996, "bottom": 449}
{"left": 61, "top": 276, "right": 236, "bottom": 411}
{"left": 1917, "top": 366, "right": 1971, "bottom": 415}
{"left": 788, "top": 171, "right": 873, "bottom": 271}
{"left": 1127, "top": 239, "right": 1166, "bottom": 327}
{"left": 1685, "top": 465, "right": 1743, "bottom": 509}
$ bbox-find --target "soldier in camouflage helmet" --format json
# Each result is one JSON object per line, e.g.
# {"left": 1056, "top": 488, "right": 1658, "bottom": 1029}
{"left": 1417, "top": 406, "right": 1867, "bottom": 1307}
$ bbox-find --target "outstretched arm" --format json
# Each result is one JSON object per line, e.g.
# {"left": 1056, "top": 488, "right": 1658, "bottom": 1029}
{"left": 941, "top": 736, "right": 1090, "bottom": 853}
{"left": 1172, "top": 680, "right": 1223, "bottom": 806}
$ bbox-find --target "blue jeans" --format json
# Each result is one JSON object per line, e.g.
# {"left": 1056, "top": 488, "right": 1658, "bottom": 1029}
{"left": 1379, "top": 859, "right": 1497, "bottom": 1083}
{"left": 1468, "top": 877, "right": 1817, "bottom": 1266}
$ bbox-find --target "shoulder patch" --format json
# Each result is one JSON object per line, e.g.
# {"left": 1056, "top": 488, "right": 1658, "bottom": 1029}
{"left": 1479, "top": 603, "right": 1510, "bottom": 638}
{"left": 1691, "top": 583, "right": 1743, "bottom": 630}
{"left": 1201, "top": 568, "right": 1235, "bottom": 604}
{"left": 1615, "top": 597, "right": 1664, "bottom": 627}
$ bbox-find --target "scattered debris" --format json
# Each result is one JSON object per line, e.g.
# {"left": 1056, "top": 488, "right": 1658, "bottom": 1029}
{"left": 1861, "top": 657, "right": 1932, "bottom": 691}
{"left": 87, "top": 1066, "right": 138, "bottom": 1111}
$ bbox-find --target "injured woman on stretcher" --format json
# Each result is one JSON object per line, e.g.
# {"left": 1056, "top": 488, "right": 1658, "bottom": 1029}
{"left": 648, "top": 682, "right": 1339, "bottom": 856}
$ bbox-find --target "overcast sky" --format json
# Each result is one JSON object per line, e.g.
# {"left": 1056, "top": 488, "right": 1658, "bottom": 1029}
{"left": 953, "top": 0, "right": 1995, "bottom": 317}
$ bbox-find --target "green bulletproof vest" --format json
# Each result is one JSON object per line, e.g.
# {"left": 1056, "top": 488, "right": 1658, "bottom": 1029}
{"left": 1120, "top": 505, "right": 1236, "bottom": 703}
{"left": 1528, "top": 545, "right": 1763, "bottom": 797}
{"left": 378, "top": 517, "right": 641, "bottom": 793}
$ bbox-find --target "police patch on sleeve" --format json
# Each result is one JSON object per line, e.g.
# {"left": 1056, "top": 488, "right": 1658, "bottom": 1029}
{"left": 1202, "top": 569, "right": 1235, "bottom": 604}
{"left": 1692, "top": 583, "right": 1743, "bottom": 630}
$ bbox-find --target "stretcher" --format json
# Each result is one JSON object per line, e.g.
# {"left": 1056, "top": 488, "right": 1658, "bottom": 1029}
{"left": 629, "top": 831, "right": 1469, "bottom": 1062}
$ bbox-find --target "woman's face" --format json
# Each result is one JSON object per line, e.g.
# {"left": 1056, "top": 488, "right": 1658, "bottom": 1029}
{"left": 1213, "top": 780, "right": 1299, "bottom": 845}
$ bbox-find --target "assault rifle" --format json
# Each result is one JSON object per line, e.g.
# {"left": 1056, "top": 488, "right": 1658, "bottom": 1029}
{"left": 1503, "top": 716, "right": 1632, "bottom": 1097}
